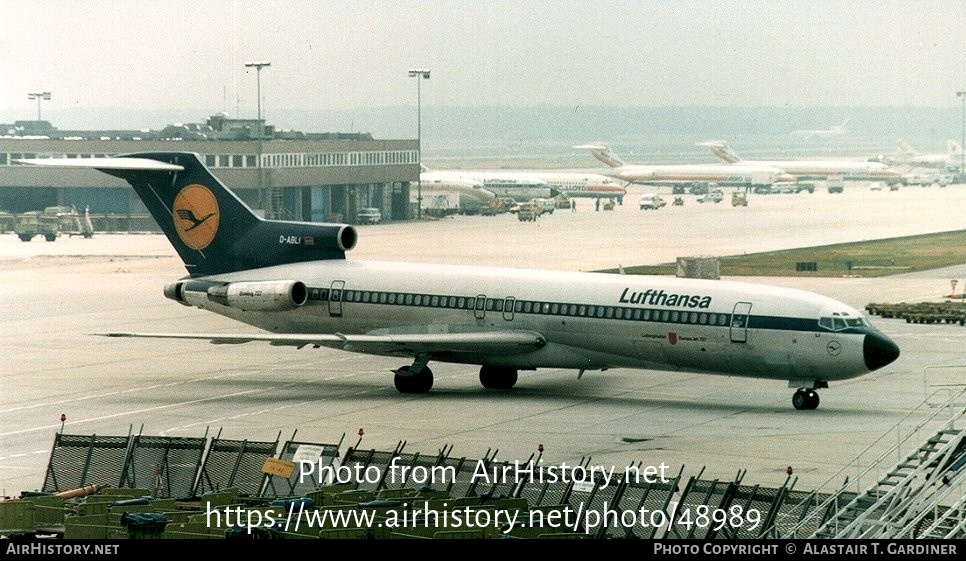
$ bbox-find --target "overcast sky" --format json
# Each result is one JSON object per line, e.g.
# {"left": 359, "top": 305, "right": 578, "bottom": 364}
{"left": 1, "top": 0, "right": 964, "bottom": 124}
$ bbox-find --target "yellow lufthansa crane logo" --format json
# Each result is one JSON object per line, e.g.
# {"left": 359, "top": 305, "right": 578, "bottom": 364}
{"left": 173, "top": 184, "right": 219, "bottom": 250}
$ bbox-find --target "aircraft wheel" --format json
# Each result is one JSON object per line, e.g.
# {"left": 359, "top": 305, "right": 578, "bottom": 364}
{"left": 806, "top": 390, "right": 820, "bottom": 410}
{"left": 479, "top": 365, "right": 518, "bottom": 389}
{"left": 394, "top": 365, "right": 433, "bottom": 394}
{"left": 792, "top": 389, "right": 820, "bottom": 410}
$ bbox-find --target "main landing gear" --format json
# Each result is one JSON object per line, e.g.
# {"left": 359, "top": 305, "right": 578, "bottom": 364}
{"left": 792, "top": 389, "right": 820, "bottom": 410}
{"left": 479, "top": 365, "right": 518, "bottom": 390}
{"left": 392, "top": 361, "right": 520, "bottom": 394}
{"left": 393, "top": 365, "right": 433, "bottom": 393}
{"left": 394, "top": 355, "right": 434, "bottom": 394}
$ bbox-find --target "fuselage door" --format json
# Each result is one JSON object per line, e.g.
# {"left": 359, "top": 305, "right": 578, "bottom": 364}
{"left": 730, "top": 302, "right": 752, "bottom": 343}
{"left": 329, "top": 280, "right": 345, "bottom": 317}
{"left": 474, "top": 294, "right": 487, "bottom": 320}
{"left": 503, "top": 297, "right": 516, "bottom": 321}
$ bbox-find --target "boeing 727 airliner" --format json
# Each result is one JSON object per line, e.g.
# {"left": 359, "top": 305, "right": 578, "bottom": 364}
{"left": 17, "top": 153, "right": 900, "bottom": 410}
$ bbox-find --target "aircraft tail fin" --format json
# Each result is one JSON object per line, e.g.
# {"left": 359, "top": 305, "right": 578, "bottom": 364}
{"left": 574, "top": 143, "right": 625, "bottom": 167}
{"left": 16, "top": 152, "right": 357, "bottom": 277}
{"left": 697, "top": 140, "right": 741, "bottom": 163}
{"left": 896, "top": 139, "right": 916, "bottom": 156}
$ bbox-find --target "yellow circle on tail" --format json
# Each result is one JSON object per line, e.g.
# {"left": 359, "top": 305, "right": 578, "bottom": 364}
{"left": 173, "top": 184, "right": 220, "bottom": 250}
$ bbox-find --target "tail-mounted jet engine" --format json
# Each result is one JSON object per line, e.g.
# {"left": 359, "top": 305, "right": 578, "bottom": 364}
{"left": 165, "top": 280, "right": 308, "bottom": 312}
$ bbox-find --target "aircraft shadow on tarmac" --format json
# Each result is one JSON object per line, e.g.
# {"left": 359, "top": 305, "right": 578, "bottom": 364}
{"left": 113, "top": 371, "right": 895, "bottom": 418}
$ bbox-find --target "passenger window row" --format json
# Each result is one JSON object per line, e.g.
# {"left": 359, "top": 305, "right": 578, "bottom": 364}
{"left": 313, "top": 287, "right": 733, "bottom": 327}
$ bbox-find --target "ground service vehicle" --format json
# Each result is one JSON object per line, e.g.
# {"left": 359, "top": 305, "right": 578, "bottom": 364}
{"left": 15, "top": 211, "right": 60, "bottom": 241}
{"left": 827, "top": 177, "right": 844, "bottom": 193}
{"left": 697, "top": 189, "right": 724, "bottom": 203}
{"left": 639, "top": 195, "right": 667, "bottom": 210}
{"left": 356, "top": 208, "right": 382, "bottom": 224}
{"left": 516, "top": 201, "right": 540, "bottom": 221}
{"left": 15, "top": 205, "right": 93, "bottom": 241}
{"left": 532, "top": 198, "right": 556, "bottom": 215}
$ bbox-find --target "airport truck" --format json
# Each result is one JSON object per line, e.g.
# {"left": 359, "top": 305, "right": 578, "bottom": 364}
{"left": 15, "top": 211, "right": 60, "bottom": 241}
{"left": 826, "top": 176, "right": 844, "bottom": 193}
{"left": 423, "top": 193, "right": 461, "bottom": 217}
{"left": 14, "top": 205, "right": 94, "bottom": 241}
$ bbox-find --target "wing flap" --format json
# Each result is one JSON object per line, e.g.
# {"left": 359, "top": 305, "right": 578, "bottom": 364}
{"left": 96, "top": 330, "right": 546, "bottom": 355}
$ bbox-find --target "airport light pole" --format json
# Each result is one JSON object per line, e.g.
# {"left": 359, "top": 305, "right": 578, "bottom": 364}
{"left": 27, "top": 91, "right": 51, "bottom": 121}
{"left": 958, "top": 91, "right": 966, "bottom": 177}
{"left": 408, "top": 68, "right": 430, "bottom": 219}
{"left": 244, "top": 62, "right": 271, "bottom": 139}
{"left": 246, "top": 62, "right": 271, "bottom": 217}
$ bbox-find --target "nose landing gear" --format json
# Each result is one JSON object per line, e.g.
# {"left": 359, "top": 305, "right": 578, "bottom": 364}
{"left": 792, "top": 389, "right": 820, "bottom": 410}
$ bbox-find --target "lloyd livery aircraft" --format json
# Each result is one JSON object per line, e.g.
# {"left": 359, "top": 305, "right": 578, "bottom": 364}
{"left": 18, "top": 153, "right": 900, "bottom": 410}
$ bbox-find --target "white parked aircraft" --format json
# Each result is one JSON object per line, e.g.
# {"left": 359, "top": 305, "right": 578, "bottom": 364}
{"left": 421, "top": 167, "right": 625, "bottom": 200}
{"left": 698, "top": 141, "right": 902, "bottom": 181}
{"left": 575, "top": 143, "right": 796, "bottom": 188}
{"left": 527, "top": 171, "right": 627, "bottom": 199}
{"left": 420, "top": 168, "right": 557, "bottom": 201}
{"left": 17, "top": 153, "right": 901, "bottom": 410}
{"left": 417, "top": 171, "right": 496, "bottom": 213}
{"left": 888, "top": 139, "right": 963, "bottom": 170}
{"left": 790, "top": 119, "right": 849, "bottom": 138}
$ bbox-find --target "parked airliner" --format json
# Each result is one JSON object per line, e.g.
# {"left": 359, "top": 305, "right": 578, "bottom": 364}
{"left": 17, "top": 153, "right": 901, "bottom": 410}
{"left": 420, "top": 168, "right": 558, "bottom": 201}
{"left": 421, "top": 167, "right": 625, "bottom": 200}
{"left": 698, "top": 141, "right": 902, "bottom": 181}
{"left": 576, "top": 143, "right": 797, "bottom": 188}
{"left": 887, "top": 140, "right": 963, "bottom": 170}
{"left": 417, "top": 171, "right": 496, "bottom": 213}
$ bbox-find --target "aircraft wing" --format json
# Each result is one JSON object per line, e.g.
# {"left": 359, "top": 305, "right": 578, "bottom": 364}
{"left": 97, "top": 330, "right": 546, "bottom": 356}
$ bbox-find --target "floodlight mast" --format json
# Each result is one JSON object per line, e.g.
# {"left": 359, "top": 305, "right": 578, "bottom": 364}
{"left": 27, "top": 92, "right": 51, "bottom": 121}
{"left": 408, "top": 69, "right": 431, "bottom": 219}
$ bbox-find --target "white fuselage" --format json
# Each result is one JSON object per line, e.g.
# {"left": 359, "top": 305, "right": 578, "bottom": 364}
{"left": 605, "top": 163, "right": 794, "bottom": 187}
{"left": 525, "top": 172, "right": 627, "bottom": 198}
{"left": 178, "top": 259, "right": 884, "bottom": 385}
{"left": 417, "top": 173, "right": 496, "bottom": 210}
{"left": 728, "top": 160, "right": 900, "bottom": 180}
{"left": 421, "top": 170, "right": 556, "bottom": 200}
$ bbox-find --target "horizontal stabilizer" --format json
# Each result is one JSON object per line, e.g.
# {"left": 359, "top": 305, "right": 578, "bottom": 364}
{"left": 15, "top": 157, "right": 184, "bottom": 171}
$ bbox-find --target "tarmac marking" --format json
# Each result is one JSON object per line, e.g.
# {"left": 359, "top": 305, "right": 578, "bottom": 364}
{"left": 0, "top": 387, "right": 270, "bottom": 437}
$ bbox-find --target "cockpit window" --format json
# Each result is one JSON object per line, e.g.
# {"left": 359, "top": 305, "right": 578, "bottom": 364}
{"left": 819, "top": 312, "right": 867, "bottom": 332}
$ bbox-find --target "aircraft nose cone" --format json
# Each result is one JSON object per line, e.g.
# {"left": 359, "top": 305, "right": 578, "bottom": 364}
{"left": 864, "top": 329, "right": 900, "bottom": 370}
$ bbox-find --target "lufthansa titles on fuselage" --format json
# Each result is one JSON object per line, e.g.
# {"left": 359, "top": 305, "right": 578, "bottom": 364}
{"left": 618, "top": 288, "right": 712, "bottom": 309}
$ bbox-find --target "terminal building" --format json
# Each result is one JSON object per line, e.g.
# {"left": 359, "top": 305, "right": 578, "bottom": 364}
{"left": 0, "top": 114, "right": 419, "bottom": 227}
